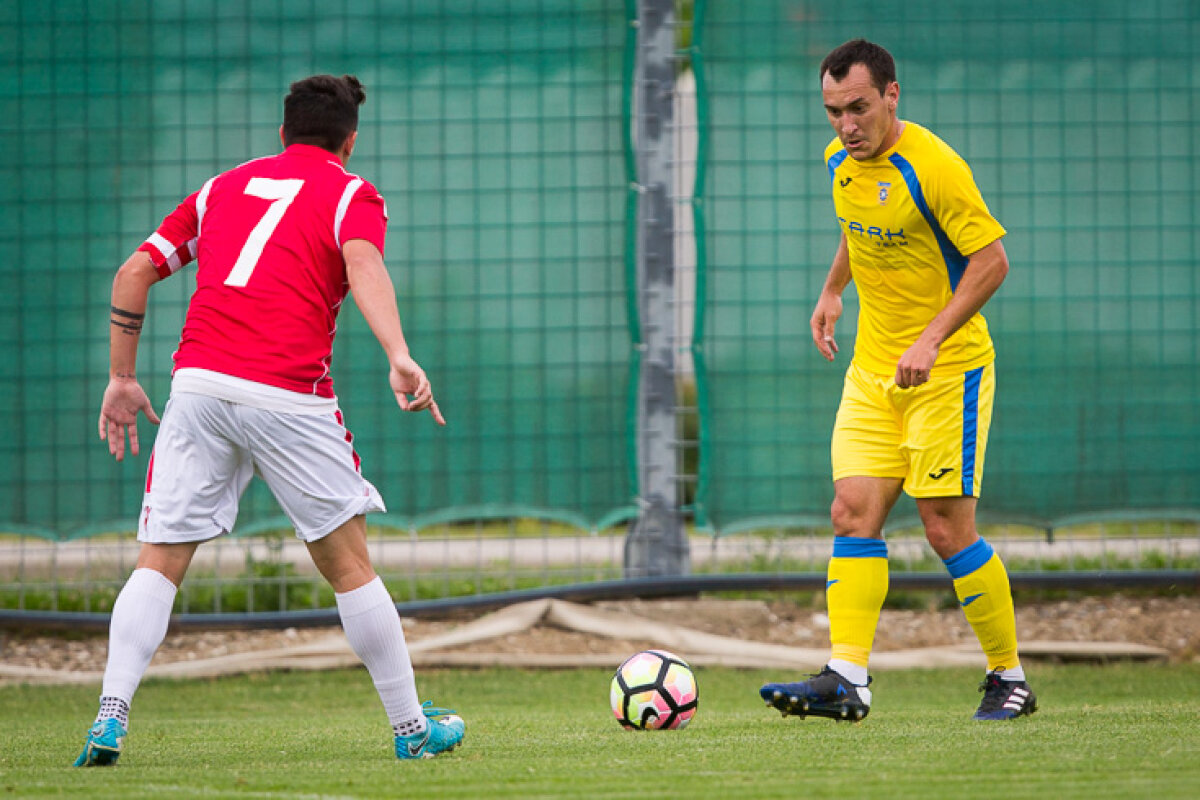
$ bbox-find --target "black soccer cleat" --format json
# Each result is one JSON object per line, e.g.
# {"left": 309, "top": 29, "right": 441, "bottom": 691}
{"left": 759, "top": 666, "right": 872, "bottom": 722}
{"left": 973, "top": 670, "right": 1038, "bottom": 720}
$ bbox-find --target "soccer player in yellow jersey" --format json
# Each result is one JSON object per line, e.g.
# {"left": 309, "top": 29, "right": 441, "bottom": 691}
{"left": 760, "top": 39, "right": 1037, "bottom": 721}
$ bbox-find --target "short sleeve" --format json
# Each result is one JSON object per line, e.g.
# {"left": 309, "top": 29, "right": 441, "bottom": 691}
{"left": 929, "top": 154, "right": 1005, "bottom": 257}
{"left": 138, "top": 191, "right": 201, "bottom": 278}
{"left": 337, "top": 180, "right": 388, "bottom": 256}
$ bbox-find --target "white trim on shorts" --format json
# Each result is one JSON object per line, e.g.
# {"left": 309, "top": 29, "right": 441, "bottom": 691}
{"left": 138, "top": 392, "right": 385, "bottom": 544}
{"left": 172, "top": 368, "right": 338, "bottom": 415}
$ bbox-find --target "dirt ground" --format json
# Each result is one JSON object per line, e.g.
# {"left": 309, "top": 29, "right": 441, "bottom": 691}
{"left": 3, "top": 593, "right": 1198, "bottom": 674}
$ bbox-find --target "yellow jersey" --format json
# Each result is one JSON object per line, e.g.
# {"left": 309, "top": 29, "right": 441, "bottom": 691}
{"left": 825, "top": 121, "right": 1005, "bottom": 376}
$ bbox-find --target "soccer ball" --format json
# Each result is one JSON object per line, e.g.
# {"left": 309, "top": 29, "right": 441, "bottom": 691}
{"left": 610, "top": 649, "right": 698, "bottom": 730}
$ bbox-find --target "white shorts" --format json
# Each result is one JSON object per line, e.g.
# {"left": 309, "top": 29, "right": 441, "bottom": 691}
{"left": 139, "top": 392, "right": 386, "bottom": 544}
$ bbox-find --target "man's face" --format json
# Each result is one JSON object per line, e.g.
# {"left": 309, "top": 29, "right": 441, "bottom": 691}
{"left": 821, "top": 63, "right": 899, "bottom": 160}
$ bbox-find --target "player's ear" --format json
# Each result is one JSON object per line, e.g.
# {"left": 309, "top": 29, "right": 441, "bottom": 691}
{"left": 342, "top": 130, "right": 358, "bottom": 161}
{"left": 279, "top": 125, "right": 286, "bottom": 148}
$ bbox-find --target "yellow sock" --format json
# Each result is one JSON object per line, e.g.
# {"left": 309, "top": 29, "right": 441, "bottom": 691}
{"left": 945, "top": 538, "right": 1020, "bottom": 672}
{"left": 826, "top": 537, "right": 889, "bottom": 668}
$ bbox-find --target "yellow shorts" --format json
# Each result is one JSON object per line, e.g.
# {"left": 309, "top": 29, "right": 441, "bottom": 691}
{"left": 831, "top": 361, "right": 995, "bottom": 498}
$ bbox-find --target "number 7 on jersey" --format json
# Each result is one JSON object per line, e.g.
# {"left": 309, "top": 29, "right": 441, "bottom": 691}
{"left": 224, "top": 177, "right": 305, "bottom": 287}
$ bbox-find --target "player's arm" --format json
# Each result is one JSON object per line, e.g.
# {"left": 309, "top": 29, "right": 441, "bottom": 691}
{"left": 343, "top": 238, "right": 446, "bottom": 426}
{"left": 894, "top": 237, "right": 1009, "bottom": 388}
{"left": 99, "top": 250, "right": 163, "bottom": 461}
{"left": 810, "top": 232, "right": 852, "bottom": 362}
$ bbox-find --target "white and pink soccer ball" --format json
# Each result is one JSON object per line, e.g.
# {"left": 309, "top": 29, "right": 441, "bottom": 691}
{"left": 609, "top": 649, "right": 699, "bottom": 730}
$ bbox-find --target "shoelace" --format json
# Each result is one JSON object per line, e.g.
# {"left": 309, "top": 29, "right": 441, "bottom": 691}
{"left": 976, "top": 673, "right": 1011, "bottom": 710}
{"left": 809, "top": 666, "right": 872, "bottom": 687}
{"left": 420, "top": 700, "right": 457, "bottom": 720}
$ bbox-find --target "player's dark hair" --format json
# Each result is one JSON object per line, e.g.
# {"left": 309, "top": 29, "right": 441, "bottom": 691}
{"left": 282, "top": 74, "right": 366, "bottom": 152}
{"left": 819, "top": 39, "right": 896, "bottom": 94}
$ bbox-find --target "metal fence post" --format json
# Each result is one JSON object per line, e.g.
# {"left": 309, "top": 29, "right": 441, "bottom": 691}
{"left": 625, "top": 0, "right": 690, "bottom": 577}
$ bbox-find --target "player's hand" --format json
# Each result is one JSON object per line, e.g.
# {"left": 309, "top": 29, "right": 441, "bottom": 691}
{"left": 894, "top": 338, "right": 939, "bottom": 388}
{"left": 389, "top": 355, "right": 446, "bottom": 426}
{"left": 810, "top": 291, "right": 843, "bottom": 361}
{"left": 98, "top": 377, "right": 161, "bottom": 462}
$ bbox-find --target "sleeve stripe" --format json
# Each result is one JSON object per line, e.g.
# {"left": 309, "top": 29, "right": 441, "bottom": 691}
{"left": 887, "top": 153, "right": 968, "bottom": 290}
{"left": 142, "top": 233, "right": 197, "bottom": 276}
{"left": 196, "top": 176, "right": 216, "bottom": 231}
{"left": 827, "top": 149, "right": 849, "bottom": 182}
{"left": 333, "top": 178, "right": 364, "bottom": 248}
{"left": 145, "top": 232, "right": 174, "bottom": 261}
{"left": 166, "top": 247, "right": 184, "bottom": 272}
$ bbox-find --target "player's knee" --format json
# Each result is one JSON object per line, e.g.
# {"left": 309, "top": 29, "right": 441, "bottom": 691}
{"left": 323, "top": 565, "right": 376, "bottom": 594}
{"left": 918, "top": 501, "right": 977, "bottom": 559}
{"left": 923, "top": 520, "right": 976, "bottom": 560}
{"left": 308, "top": 547, "right": 375, "bottom": 593}
{"left": 923, "top": 527, "right": 952, "bottom": 557}
{"left": 830, "top": 495, "right": 869, "bottom": 537}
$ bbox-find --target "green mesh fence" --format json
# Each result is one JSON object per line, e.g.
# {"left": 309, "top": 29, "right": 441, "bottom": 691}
{"left": 693, "top": 0, "right": 1200, "bottom": 531}
{"left": 0, "top": 0, "right": 636, "bottom": 539}
{"left": 1, "top": 1, "right": 1198, "bottom": 545}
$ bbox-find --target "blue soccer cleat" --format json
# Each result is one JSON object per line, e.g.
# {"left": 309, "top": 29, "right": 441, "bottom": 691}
{"left": 973, "top": 670, "right": 1038, "bottom": 720}
{"left": 72, "top": 718, "right": 127, "bottom": 767}
{"left": 395, "top": 701, "right": 465, "bottom": 760}
{"left": 760, "top": 666, "right": 872, "bottom": 722}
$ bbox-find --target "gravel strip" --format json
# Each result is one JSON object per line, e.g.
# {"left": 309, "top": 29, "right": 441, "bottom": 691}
{"left": 2, "top": 594, "right": 1196, "bottom": 673}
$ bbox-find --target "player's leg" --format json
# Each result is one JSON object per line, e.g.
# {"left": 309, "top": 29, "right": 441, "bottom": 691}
{"left": 251, "top": 407, "right": 462, "bottom": 758}
{"left": 76, "top": 394, "right": 250, "bottom": 767}
{"left": 74, "top": 543, "right": 197, "bottom": 767}
{"left": 759, "top": 476, "right": 899, "bottom": 720}
{"left": 920, "top": 496, "right": 1017, "bottom": 665}
{"left": 761, "top": 365, "right": 904, "bottom": 720}
{"left": 826, "top": 365, "right": 907, "bottom": 687}
{"left": 101, "top": 543, "right": 198, "bottom": 713}
{"left": 919, "top": 496, "right": 1034, "bottom": 718}
{"left": 305, "top": 517, "right": 463, "bottom": 758}
{"left": 907, "top": 364, "right": 1035, "bottom": 719}
{"left": 826, "top": 476, "right": 901, "bottom": 684}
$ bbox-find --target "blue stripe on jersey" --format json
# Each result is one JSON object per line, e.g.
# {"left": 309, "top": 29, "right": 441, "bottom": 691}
{"left": 961, "top": 366, "right": 984, "bottom": 496}
{"left": 943, "top": 537, "right": 994, "bottom": 579}
{"left": 827, "top": 150, "right": 849, "bottom": 182}
{"left": 832, "top": 536, "right": 888, "bottom": 559}
{"left": 887, "top": 153, "right": 969, "bottom": 290}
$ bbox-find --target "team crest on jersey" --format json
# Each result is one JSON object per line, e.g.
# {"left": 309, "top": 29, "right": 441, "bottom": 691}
{"left": 877, "top": 182, "right": 891, "bottom": 205}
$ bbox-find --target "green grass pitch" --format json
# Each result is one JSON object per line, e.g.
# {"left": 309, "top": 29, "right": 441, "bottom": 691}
{"left": 2, "top": 663, "right": 1198, "bottom": 799}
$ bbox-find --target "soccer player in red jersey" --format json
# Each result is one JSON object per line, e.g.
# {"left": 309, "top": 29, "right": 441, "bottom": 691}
{"left": 75, "top": 75, "right": 464, "bottom": 766}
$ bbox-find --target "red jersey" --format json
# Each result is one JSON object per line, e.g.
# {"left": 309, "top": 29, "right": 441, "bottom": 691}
{"left": 138, "top": 144, "right": 387, "bottom": 398}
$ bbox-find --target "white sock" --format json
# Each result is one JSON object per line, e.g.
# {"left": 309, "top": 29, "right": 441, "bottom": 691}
{"left": 335, "top": 576, "right": 424, "bottom": 736}
{"left": 97, "top": 696, "right": 130, "bottom": 728}
{"left": 99, "top": 567, "right": 178, "bottom": 724}
{"left": 827, "top": 658, "right": 870, "bottom": 686}
{"left": 996, "top": 665, "right": 1027, "bottom": 682}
